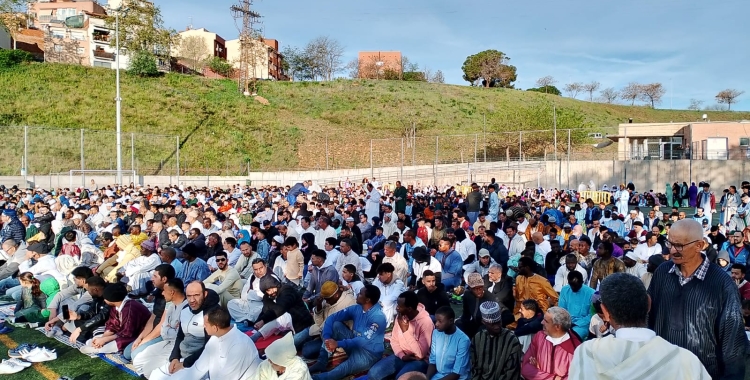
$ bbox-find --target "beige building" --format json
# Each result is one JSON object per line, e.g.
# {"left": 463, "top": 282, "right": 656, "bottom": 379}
{"left": 225, "top": 38, "right": 270, "bottom": 79}
{"left": 174, "top": 27, "right": 227, "bottom": 62}
{"left": 610, "top": 120, "right": 750, "bottom": 160}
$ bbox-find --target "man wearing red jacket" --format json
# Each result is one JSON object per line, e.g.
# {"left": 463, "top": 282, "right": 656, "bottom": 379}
{"left": 521, "top": 306, "right": 581, "bottom": 380}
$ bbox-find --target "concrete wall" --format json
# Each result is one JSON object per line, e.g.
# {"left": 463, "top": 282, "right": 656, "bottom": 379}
{"left": 4, "top": 160, "right": 748, "bottom": 192}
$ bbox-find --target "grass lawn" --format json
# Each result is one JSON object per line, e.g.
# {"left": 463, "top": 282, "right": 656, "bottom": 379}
{"left": 0, "top": 327, "right": 136, "bottom": 380}
{"left": 2, "top": 63, "right": 750, "bottom": 175}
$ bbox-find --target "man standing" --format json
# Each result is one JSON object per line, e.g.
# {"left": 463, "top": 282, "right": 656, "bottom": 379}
{"left": 470, "top": 301, "right": 523, "bottom": 380}
{"left": 521, "top": 307, "right": 580, "bottom": 380}
{"left": 310, "top": 285, "right": 387, "bottom": 380}
{"left": 488, "top": 186, "right": 499, "bottom": 223}
{"left": 584, "top": 199, "right": 601, "bottom": 231}
{"left": 466, "top": 184, "right": 482, "bottom": 225}
{"left": 696, "top": 183, "right": 716, "bottom": 224}
{"left": 514, "top": 257, "right": 559, "bottom": 315}
{"left": 648, "top": 219, "right": 746, "bottom": 379}
{"left": 569, "top": 273, "right": 710, "bottom": 380}
{"left": 394, "top": 181, "right": 408, "bottom": 215}
{"left": 723, "top": 186, "right": 741, "bottom": 226}
{"left": 588, "top": 242, "right": 626, "bottom": 289}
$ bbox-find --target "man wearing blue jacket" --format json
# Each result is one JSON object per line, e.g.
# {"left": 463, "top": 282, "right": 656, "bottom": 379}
{"left": 287, "top": 181, "right": 310, "bottom": 206}
{"left": 310, "top": 284, "right": 387, "bottom": 380}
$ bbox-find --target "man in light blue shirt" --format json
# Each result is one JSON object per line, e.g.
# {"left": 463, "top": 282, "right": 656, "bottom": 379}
{"left": 427, "top": 306, "right": 470, "bottom": 380}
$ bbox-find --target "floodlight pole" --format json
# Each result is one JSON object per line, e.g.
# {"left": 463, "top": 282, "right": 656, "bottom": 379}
{"left": 115, "top": 9, "right": 123, "bottom": 185}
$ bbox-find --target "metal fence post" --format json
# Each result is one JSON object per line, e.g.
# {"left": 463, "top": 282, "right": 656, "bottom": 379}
{"left": 370, "top": 139, "right": 373, "bottom": 180}
{"left": 435, "top": 136, "right": 439, "bottom": 165}
{"left": 23, "top": 125, "right": 28, "bottom": 181}
{"left": 80, "top": 129, "right": 85, "bottom": 187}
{"left": 176, "top": 135, "right": 180, "bottom": 185}
{"left": 474, "top": 134, "right": 478, "bottom": 163}
{"left": 519, "top": 131, "right": 522, "bottom": 161}
{"left": 400, "top": 138, "right": 404, "bottom": 179}
{"left": 131, "top": 133, "right": 135, "bottom": 173}
{"left": 567, "top": 129, "right": 571, "bottom": 189}
{"left": 325, "top": 135, "right": 329, "bottom": 170}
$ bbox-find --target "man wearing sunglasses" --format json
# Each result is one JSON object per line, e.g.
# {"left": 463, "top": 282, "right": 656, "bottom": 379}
{"left": 203, "top": 251, "right": 242, "bottom": 308}
{"left": 648, "top": 219, "right": 746, "bottom": 379}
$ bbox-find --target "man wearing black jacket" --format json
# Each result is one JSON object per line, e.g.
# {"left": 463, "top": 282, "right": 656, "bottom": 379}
{"left": 150, "top": 281, "right": 219, "bottom": 380}
{"left": 415, "top": 270, "right": 450, "bottom": 316}
{"left": 67, "top": 276, "right": 108, "bottom": 343}
{"left": 251, "top": 275, "right": 314, "bottom": 342}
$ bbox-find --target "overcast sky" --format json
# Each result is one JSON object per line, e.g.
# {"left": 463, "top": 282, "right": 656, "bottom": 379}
{"left": 158, "top": 0, "right": 749, "bottom": 111}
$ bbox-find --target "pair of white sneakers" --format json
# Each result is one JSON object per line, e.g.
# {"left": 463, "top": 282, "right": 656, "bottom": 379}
{"left": 14, "top": 346, "right": 57, "bottom": 363}
{"left": 0, "top": 358, "right": 32, "bottom": 374}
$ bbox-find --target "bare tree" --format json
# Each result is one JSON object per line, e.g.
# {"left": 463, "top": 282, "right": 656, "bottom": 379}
{"left": 688, "top": 99, "right": 704, "bottom": 111}
{"left": 430, "top": 70, "right": 445, "bottom": 84}
{"left": 639, "top": 83, "right": 666, "bottom": 108}
{"left": 177, "top": 36, "right": 208, "bottom": 73}
{"left": 536, "top": 76, "right": 556, "bottom": 93}
{"left": 716, "top": 89, "right": 745, "bottom": 110}
{"left": 621, "top": 82, "right": 642, "bottom": 106}
{"left": 599, "top": 87, "right": 619, "bottom": 104}
{"left": 563, "top": 82, "right": 583, "bottom": 99}
{"left": 583, "top": 81, "right": 601, "bottom": 101}
{"left": 303, "top": 36, "right": 345, "bottom": 81}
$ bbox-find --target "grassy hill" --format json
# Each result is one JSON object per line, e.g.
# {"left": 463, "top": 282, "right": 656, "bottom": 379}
{"left": 1, "top": 63, "right": 749, "bottom": 176}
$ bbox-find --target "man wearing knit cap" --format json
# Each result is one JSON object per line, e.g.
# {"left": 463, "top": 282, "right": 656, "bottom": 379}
{"left": 297, "top": 280, "right": 356, "bottom": 358}
{"left": 470, "top": 301, "right": 523, "bottom": 380}
{"left": 119, "top": 238, "right": 162, "bottom": 295}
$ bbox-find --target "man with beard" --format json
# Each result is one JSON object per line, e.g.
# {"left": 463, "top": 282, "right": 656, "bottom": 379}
{"left": 470, "top": 301, "right": 523, "bottom": 380}
{"left": 251, "top": 275, "right": 313, "bottom": 342}
{"left": 559, "top": 271, "right": 595, "bottom": 340}
{"left": 415, "top": 270, "right": 450, "bottom": 317}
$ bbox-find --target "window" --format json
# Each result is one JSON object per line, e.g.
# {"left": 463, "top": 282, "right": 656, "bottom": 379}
{"left": 93, "top": 61, "right": 111, "bottom": 68}
{"left": 741, "top": 138, "right": 750, "bottom": 147}
{"left": 76, "top": 47, "right": 84, "bottom": 55}
{"left": 53, "top": 44, "right": 62, "bottom": 53}
{"left": 55, "top": 8, "right": 77, "bottom": 20}
{"left": 51, "top": 30, "right": 65, "bottom": 39}
{"left": 70, "top": 32, "right": 85, "bottom": 41}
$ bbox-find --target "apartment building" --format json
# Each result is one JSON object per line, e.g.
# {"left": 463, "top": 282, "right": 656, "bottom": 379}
{"left": 358, "top": 51, "right": 402, "bottom": 79}
{"left": 27, "top": 0, "right": 128, "bottom": 69}
{"left": 175, "top": 27, "right": 227, "bottom": 61}
{"left": 225, "top": 37, "right": 288, "bottom": 81}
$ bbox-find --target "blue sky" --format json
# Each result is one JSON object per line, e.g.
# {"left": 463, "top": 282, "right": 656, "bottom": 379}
{"left": 158, "top": 0, "right": 749, "bottom": 111}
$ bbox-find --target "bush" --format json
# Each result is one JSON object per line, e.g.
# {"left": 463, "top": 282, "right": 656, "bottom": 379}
{"left": 128, "top": 50, "right": 159, "bottom": 77}
{"left": 0, "top": 50, "right": 34, "bottom": 69}
{"left": 206, "top": 57, "right": 234, "bottom": 77}
{"left": 527, "top": 85, "right": 561, "bottom": 96}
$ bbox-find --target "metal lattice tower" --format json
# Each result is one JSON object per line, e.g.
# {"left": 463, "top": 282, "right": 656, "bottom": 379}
{"left": 230, "top": 0, "right": 261, "bottom": 95}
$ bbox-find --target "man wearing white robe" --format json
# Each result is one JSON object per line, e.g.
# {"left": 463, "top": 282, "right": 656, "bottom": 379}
{"left": 159, "top": 307, "right": 261, "bottom": 380}
{"left": 615, "top": 186, "right": 630, "bottom": 216}
{"left": 568, "top": 273, "right": 709, "bottom": 380}
{"left": 365, "top": 184, "right": 381, "bottom": 225}
{"left": 121, "top": 240, "right": 161, "bottom": 295}
{"left": 227, "top": 259, "right": 277, "bottom": 323}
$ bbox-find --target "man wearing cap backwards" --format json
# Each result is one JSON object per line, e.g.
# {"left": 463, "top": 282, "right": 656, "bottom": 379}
{"left": 253, "top": 333, "right": 313, "bottom": 380}
{"left": 80, "top": 283, "right": 151, "bottom": 355}
{"left": 297, "top": 281, "right": 356, "bottom": 358}
{"left": 0, "top": 208, "right": 25, "bottom": 243}
{"left": 470, "top": 300, "right": 523, "bottom": 380}
{"left": 569, "top": 273, "right": 710, "bottom": 379}
{"left": 368, "top": 291, "right": 434, "bottom": 380}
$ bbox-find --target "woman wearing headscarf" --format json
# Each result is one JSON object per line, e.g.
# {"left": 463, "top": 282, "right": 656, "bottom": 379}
{"left": 251, "top": 333, "right": 312, "bottom": 380}
{"left": 666, "top": 183, "right": 673, "bottom": 207}
{"left": 300, "top": 232, "right": 317, "bottom": 279}
{"left": 688, "top": 182, "right": 699, "bottom": 207}
{"left": 680, "top": 182, "right": 689, "bottom": 207}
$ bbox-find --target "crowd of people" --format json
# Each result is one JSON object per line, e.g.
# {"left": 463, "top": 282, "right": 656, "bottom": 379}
{"left": 0, "top": 176, "right": 747, "bottom": 379}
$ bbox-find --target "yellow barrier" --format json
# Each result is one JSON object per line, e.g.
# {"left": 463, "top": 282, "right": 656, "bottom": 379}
{"left": 580, "top": 190, "right": 611, "bottom": 204}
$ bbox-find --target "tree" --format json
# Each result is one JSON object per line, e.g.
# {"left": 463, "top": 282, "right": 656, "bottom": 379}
{"left": 583, "top": 81, "right": 601, "bottom": 101}
{"left": 206, "top": 56, "right": 234, "bottom": 77}
{"left": 716, "top": 89, "right": 745, "bottom": 110}
{"left": 639, "top": 83, "right": 666, "bottom": 108}
{"left": 281, "top": 46, "right": 311, "bottom": 81}
{"left": 0, "top": 0, "right": 26, "bottom": 49}
{"left": 688, "top": 98, "right": 704, "bottom": 110}
{"left": 0, "top": 49, "right": 32, "bottom": 69}
{"left": 107, "top": 2, "right": 179, "bottom": 65}
{"left": 527, "top": 86, "right": 561, "bottom": 95}
{"left": 128, "top": 50, "right": 159, "bottom": 77}
{"left": 535, "top": 76, "right": 556, "bottom": 93}
{"left": 621, "top": 82, "right": 641, "bottom": 105}
{"left": 430, "top": 70, "right": 445, "bottom": 84}
{"left": 461, "top": 50, "right": 517, "bottom": 88}
{"left": 563, "top": 82, "right": 583, "bottom": 98}
{"left": 599, "top": 87, "right": 619, "bottom": 103}
{"left": 177, "top": 36, "right": 208, "bottom": 72}
{"left": 302, "top": 36, "right": 345, "bottom": 81}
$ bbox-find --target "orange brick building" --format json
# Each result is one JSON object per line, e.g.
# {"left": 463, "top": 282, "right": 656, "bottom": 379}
{"left": 357, "top": 51, "right": 401, "bottom": 79}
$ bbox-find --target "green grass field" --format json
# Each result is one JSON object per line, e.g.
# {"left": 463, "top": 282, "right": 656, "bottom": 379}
{"left": 2, "top": 63, "right": 750, "bottom": 175}
{"left": 0, "top": 327, "right": 136, "bottom": 379}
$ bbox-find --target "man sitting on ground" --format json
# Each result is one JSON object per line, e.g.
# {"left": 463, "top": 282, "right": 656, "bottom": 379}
{"left": 426, "top": 306, "right": 471, "bottom": 380}
{"left": 471, "top": 301, "right": 523, "bottom": 380}
{"left": 251, "top": 275, "right": 314, "bottom": 343}
{"left": 297, "top": 281, "right": 356, "bottom": 358}
{"left": 202, "top": 251, "right": 242, "bottom": 308}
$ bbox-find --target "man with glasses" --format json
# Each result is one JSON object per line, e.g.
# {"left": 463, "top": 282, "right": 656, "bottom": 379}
{"left": 203, "top": 251, "right": 242, "bottom": 308}
{"left": 648, "top": 219, "right": 746, "bottom": 379}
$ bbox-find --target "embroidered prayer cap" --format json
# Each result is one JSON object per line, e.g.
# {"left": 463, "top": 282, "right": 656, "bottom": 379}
{"left": 480, "top": 301, "right": 503, "bottom": 324}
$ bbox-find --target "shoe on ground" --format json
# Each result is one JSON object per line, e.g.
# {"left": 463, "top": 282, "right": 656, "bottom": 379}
{"left": 0, "top": 325, "right": 13, "bottom": 334}
{"left": 8, "top": 344, "right": 37, "bottom": 358}
{"left": 25, "top": 347, "right": 57, "bottom": 362}
{"left": 0, "top": 359, "right": 25, "bottom": 374}
{"left": 2, "top": 358, "right": 32, "bottom": 368}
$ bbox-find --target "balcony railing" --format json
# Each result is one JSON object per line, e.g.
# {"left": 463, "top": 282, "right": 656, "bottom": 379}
{"left": 93, "top": 34, "right": 110, "bottom": 42}
{"left": 93, "top": 49, "right": 115, "bottom": 61}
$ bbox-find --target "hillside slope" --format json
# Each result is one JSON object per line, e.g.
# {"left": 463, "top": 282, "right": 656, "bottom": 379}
{"left": 1, "top": 63, "right": 748, "bottom": 175}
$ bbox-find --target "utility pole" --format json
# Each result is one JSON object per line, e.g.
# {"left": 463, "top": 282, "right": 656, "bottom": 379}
{"left": 115, "top": 9, "right": 124, "bottom": 185}
{"left": 553, "top": 105, "right": 557, "bottom": 161}
{"left": 483, "top": 113, "right": 487, "bottom": 162}
{"left": 230, "top": 0, "right": 262, "bottom": 95}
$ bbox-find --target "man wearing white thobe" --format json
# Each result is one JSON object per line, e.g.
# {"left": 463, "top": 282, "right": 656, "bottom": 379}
{"left": 365, "top": 183, "right": 381, "bottom": 225}
{"left": 227, "top": 260, "right": 278, "bottom": 323}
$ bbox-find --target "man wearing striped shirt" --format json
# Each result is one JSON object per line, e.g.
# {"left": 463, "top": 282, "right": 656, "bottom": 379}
{"left": 470, "top": 301, "right": 523, "bottom": 380}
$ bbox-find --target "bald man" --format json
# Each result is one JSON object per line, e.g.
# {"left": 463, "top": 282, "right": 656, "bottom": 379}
{"left": 532, "top": 232, "right": 552, "bottom": 259}
{"left": 648, "top": 219, "right": 746, "bottom": 379}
